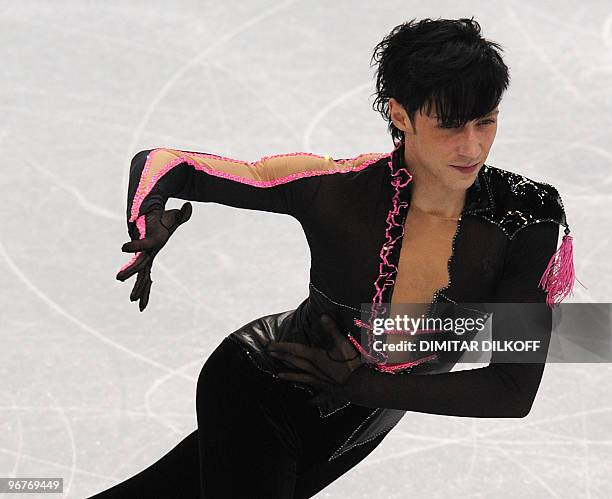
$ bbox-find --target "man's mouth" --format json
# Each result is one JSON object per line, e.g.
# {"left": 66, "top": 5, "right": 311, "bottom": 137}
{"left": 450, "top": 162, "right": 479, "bottom": 173}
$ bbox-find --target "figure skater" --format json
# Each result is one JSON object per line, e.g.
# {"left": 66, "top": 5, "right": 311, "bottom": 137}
{"left": 90, "top": 16, "right": 580, "bottom": 498}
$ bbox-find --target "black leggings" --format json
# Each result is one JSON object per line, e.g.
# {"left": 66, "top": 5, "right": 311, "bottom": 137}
{"left": 89, "top": 336, "right": 389, "bottom": 498}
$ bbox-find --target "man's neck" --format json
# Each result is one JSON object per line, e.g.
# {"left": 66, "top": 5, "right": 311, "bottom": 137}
{"left": 404, "top": 156, "right": 467, "bottom": 219}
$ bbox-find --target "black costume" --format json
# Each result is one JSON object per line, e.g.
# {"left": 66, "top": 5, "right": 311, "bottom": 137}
{"left": 92, "top": 139, "right": 578, "bottom": 497}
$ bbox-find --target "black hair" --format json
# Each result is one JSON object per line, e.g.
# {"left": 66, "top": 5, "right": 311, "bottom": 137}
{"left": 370, "top": 17, "right": 510, "bottom": 144}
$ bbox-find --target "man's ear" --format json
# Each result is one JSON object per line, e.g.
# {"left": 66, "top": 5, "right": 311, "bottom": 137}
{"left": 389, "top": 97, "right": 416, "bottom": 136}
{"left": 388, "top": 97, "right": 404, "bottom": 129}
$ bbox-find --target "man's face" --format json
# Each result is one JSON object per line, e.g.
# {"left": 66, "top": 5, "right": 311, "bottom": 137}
{"left": 389, "top": 98, "right": 499, "bottom": 192}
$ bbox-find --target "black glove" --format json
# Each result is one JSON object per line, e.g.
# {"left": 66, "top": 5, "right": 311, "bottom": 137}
{"left": 267, "top": 313, "right": 365, "bottom": 413}
{"left": 116, "top": 202, "right": 192, "bottom": 311}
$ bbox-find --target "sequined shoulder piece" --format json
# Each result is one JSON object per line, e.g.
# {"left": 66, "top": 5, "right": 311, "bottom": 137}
{"left": 484, "top": 165, "right": 567, "bottom": 240}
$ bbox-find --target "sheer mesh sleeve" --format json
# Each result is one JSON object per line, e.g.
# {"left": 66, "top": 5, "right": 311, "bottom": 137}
{"left": 344, "top": 222, "right": 560, "bottom": 418}
{"left": 126, "top": 148, "right": 326, "bottom": 236}
{"left": 125, "top": 148, "right": 384, "bottom": 240}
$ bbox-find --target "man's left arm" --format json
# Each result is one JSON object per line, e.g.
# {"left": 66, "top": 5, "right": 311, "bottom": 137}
{"left": 343, "top": 222, "right": 560, "bottom": 418}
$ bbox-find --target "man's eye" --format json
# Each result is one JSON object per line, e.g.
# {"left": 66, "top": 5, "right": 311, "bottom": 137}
{"left": 438, "top": 119, "right": 496, "bottom": 129}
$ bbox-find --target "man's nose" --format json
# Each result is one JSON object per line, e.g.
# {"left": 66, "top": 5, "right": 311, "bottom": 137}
{"left": 457, "top": 125, "right": 482, "bottom": 158}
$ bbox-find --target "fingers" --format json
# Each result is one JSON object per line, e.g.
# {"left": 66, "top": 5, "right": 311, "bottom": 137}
{"left": 116, "top": 252, "right": 151, "bottom": 281}
{"left": 179, "top": 202, "right": 192, "bottom": 224}
{"left": 118, "top": 204, "right": 192, "bottom": 310}
{"left": 160, "top": 202, "right": 193, "bottom": 233}
{"left": 130, "top": 265, "right": 150, "bottom": 302}
{"left": 127, "top": 265, "right": 153, "bottom": 311}
{"left": 130, "top": 269, "right": 146, "bottom": 301}
{"left": 267, "top": 341, "right": 317, "bottom": 360}
{"left": 122, "top": 238, "right": 159, "bottom": 253}
{"left": 139, "top": 275, "right": 153, "bottom": 312}
{"left": 268, "top": 350, "right": 335, "bottom": 383}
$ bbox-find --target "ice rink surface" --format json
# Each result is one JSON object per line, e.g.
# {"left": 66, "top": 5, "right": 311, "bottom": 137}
{"left": 1, "top": 1, "right": 611, "bottom": 497}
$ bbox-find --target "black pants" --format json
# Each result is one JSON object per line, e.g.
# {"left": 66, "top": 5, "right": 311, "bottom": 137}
{"left": 89, "top": 336, "right": 389, "bottom": 498}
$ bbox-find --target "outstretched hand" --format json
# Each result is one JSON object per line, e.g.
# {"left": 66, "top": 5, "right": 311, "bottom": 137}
{"left": 116, "top": 202, "right": 192, "bottom": 311}
{"left": 266, "top": 313, "right": 365, "bottom": 409}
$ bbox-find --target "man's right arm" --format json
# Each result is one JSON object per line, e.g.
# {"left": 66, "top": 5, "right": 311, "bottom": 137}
{"left": 126, "top": 147, "right": 385, "bottom": 240}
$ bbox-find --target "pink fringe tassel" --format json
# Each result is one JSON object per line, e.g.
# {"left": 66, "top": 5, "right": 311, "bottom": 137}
{"left": 538, "top": 232, "right": 587, "bottom": 308}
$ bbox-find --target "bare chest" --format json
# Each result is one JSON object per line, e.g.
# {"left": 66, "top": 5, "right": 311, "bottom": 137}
{"left": 390, "top": 208, "right": 459, "bottom": 307}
